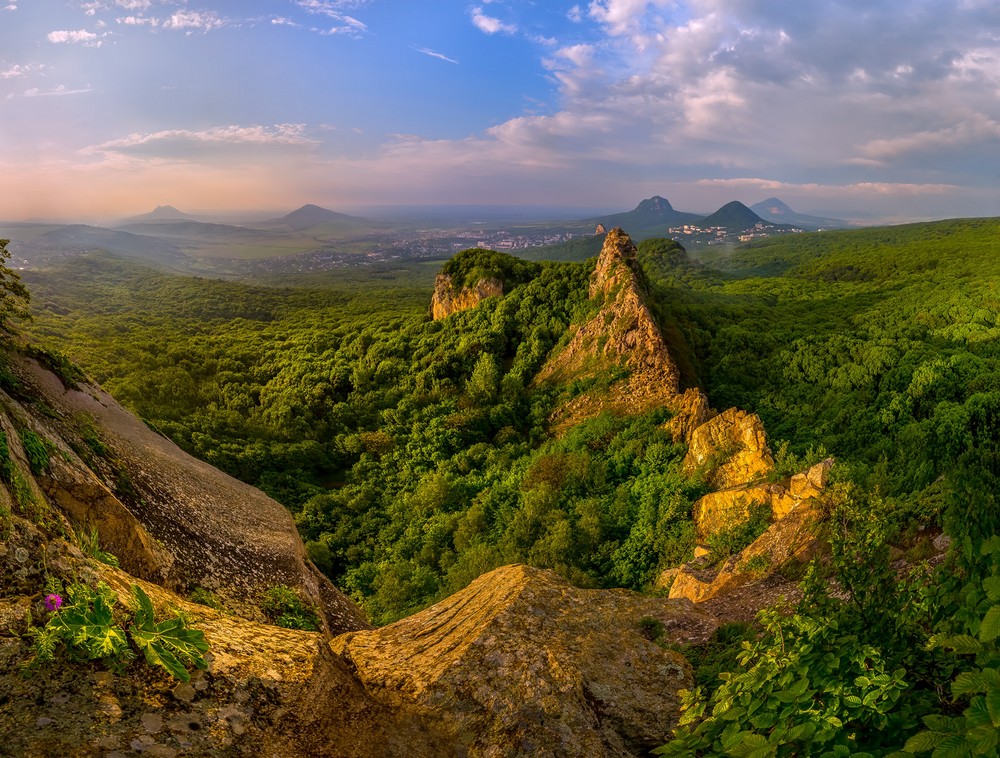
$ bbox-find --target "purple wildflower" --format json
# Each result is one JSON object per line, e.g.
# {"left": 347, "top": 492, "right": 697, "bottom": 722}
{"left": 44, "top": 594, "right": 63, "bottom": 612}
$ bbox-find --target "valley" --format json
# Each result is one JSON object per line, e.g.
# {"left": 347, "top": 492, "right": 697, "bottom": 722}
{"left": 3, "top": 215, "right": 1000, "bottom": 755}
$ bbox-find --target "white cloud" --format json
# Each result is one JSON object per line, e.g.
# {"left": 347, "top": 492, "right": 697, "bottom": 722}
{"left": 414, "top": 47, "right": 459, "bottom": 65}
{"left": 23, "top": 84, "right": 93, "bottom": 97}
{"left": 115, "top": 0, "right": 150, "bottom": 9}
{"left": 47, "top": 29, "right": 100, "bottom": 44}
{"left": 567, "top": 5, "right": 583, "bottom": 22}
{"left": 588, "top": 0, "right": 672, "bottom": 38}
{"left": 0, "top": 63, "right": 39, "bottom": 79}
{"left": 860, "top": 114, "right": 1000, "bottom": 162}
{"left": 4, "top": 4, "right": 17, "bottom": 10}
{"left": 162, "top": 11, "right": 224, "bottom": 32}
{"left": 295, "top": 0, "right": 369, "bottom": 15}
{"left": 117, "top": 15, "right": 157, "bottom": 26}
{"left": 271, "top": 16, "right": 300, "bottom": 27}
{"left": 87, "top": 124, "right": 320, "bottom": 158}
{"left": 314, "top": 16, "right": 366, "bottom": 35}
{"left": 471, "top": 7, "right": 517, "bottom": 35}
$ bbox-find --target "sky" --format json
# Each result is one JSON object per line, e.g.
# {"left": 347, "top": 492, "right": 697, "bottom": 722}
{"left": 2, "top": 0, "right": 1000, "bottom": 223}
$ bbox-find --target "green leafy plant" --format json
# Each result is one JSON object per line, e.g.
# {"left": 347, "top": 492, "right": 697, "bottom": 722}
{"left": 260, "top": 585, "right": 320, "bottom": 631}
{"left": 187, "top": 586, "right": 224, "bottom": 610}
{"left": 26, "top": 580, "right": 209, "bottom": 682}
{"left": 129, "top": 585, "right": 210, "bottom": 682}
{"left": 656, "top": 599, "right": 910, "bottom": 757}
{"left": 18, "top": 429, "right": 50, "bottom": 476}
{"left": 904, "top": 536, "right": 1000, "bottom": 756}
{"left": 76, "top": 526, "right": 120, "bottom": 568}
{"left": 26, "top": 582, "right": 130, "bottom": 668}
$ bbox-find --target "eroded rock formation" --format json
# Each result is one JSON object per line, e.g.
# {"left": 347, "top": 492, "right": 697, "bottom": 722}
{"left": 430, "top": 274, "right": 504, "bottom": 320}
{"left": 536, "top": 228, "right": 683, "bottom": 428}
{"left": 11, "top": 354, "right": 366, "bottom": 635}
{"left": 682, "top": 407, "right": 774, "bottom": 489}
{"left": 333, "top": 564, "right": 716, "bottom": 757}
{"left": 667, "top": 499, "right": 825, "bottom": 604}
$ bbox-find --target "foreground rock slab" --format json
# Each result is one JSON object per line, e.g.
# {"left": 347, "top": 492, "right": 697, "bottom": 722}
{"left": 333, "top": 564, "right": 717, "bottom": 758}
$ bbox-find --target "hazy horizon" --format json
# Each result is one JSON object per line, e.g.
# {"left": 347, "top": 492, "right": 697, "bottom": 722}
{"left": 3, "top": 1, "right": 1000, "bottom": 224}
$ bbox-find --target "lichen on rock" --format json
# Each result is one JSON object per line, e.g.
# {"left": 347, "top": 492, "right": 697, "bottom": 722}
{"left": 333, "top": 564, "right": 716, "bottom": 757}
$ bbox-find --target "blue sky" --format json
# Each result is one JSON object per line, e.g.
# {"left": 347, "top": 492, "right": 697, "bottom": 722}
{"left": 2, "top": 1, "right": 1000, "bottom": 222}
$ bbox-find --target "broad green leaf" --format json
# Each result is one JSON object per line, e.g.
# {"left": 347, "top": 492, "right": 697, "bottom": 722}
{"left": 952, "top": 672, "right": 986, "bottom": 697}
{"left": 984, "top": 576, "right": 1000, "bottom": 602}
{"left": 967, "top": 724, "right": 998, "bottom": 754}
{"left": 940, "top": 635, "right": 983, "bottom": 655}
{"left": 987, "top": 686, "right": 1000, "bottom": 727}
{"left": 930, "top": 733, "right": 970, "bottom": 758}
{"left": 979, "top": 605, "right": 1000, "bottom": 643}
{"left": 904, "top": 731, "right": 949, "bottom": 752}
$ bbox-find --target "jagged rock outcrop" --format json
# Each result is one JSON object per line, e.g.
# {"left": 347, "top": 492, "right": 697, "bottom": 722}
{"left": 664, "top": 388, "right": 714, "bottom": 443}
{"left": 667, "top": 500, "right": 825, "bottom": 604}
{"left": 691, "top": 458, "right": 833, "bottom": 541}
{"left": 536, "top": 228, "right": 683, "bottom": 429}
{"left": 431, "top": 274, "right": 504, "bottom": 320}
{"left": 333, "top": 564, "right": 716, "bottom": 758}
{"left": 7, "top": 354, "right": 367, "bottom": 634}
{"left": 682, "top": 407, "right": 774, "bottom": 489}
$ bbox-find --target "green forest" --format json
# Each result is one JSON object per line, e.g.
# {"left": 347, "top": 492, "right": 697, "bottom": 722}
{"left": 17, "top": 217, "right": 1000, "bottom": 755}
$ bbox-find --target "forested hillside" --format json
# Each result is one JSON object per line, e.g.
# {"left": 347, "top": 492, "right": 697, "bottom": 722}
{"left": 19, "top": 219, "right": 1000, "bottom": 755}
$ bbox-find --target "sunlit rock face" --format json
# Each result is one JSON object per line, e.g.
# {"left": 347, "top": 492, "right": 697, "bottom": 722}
{"left": 333, "top": 564, "right": 717, "bottom": 758}
{"left": 537, "top": 228, "right": 683, "bottom": 429}
{"left": 430, "top": 273, "right": 504, "bottom": 320}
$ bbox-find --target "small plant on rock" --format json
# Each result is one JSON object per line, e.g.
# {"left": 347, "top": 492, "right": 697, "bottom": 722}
{"left": 25, "top": 580, "right": 209, "bottom": 682}
{"left": 260, "top": 585, "right": 320, "bottom": 631}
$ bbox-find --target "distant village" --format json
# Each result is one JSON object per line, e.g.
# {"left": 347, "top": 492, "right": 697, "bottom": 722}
{"left": 666, "top": 221, "right": 804, "bottom": 246}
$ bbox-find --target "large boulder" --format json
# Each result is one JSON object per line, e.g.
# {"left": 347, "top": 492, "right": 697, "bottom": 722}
{"left": 332, "top": 564, "right": 717, "bottom": 757}
{"left": 683, "top": 407, "right": 774, "bottom": 489}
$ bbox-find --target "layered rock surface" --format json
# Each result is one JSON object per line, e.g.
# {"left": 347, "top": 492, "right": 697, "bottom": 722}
{"left": 0, "top": 519, "right": 454, "bottom": 758}
{"left": 333, "top": 564, "right": 716, "bottom": 757}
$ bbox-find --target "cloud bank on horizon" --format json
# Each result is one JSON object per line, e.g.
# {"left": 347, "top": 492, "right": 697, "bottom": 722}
{"left": 1, "top": 0, "right": 999, "bottom": 221}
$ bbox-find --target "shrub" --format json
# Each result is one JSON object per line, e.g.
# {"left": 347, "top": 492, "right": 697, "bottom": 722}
{"left": 706, "top": 503, "right": 772, "bottom": 558}
{"left": 19, "top": 429, "right": 50, "bottom": 475}
{"left": 260, "top": 585, "right": 320, "bottom": 631}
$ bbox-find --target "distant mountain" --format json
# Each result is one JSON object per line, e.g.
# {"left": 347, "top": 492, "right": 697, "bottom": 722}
{"left": 698, "top": 201, "right": 774, "bottom": 232}
{"left": 123, "top": 205, "right": 196, "bottom": 223}
{"left": 117, "top": 220, "right": 279, "bottom": 240}
{"left": 269, "top": 204, "right": 367, "bottom": 232}
{"left": 750, "top": 197, "right": 850, "bottom": 230}
{"left": 32, "top": 224, "right": 187, "bottom": 265}
{"left": 591, "top": 196, "right": 702, "bottom": 238}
